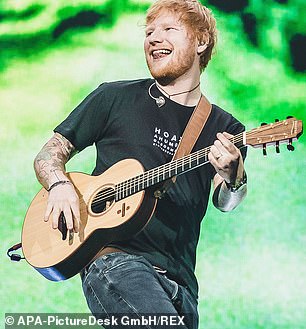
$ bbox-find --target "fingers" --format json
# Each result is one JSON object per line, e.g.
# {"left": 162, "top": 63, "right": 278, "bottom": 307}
{"left": 216, "top": 133, "right": 238, "bottom": 155}
{"left": 222, "top": 132, "right": 233, "bottom": 139}
{"left": 52, "top": 208, "right": 60, "bottom": 229}
{"left": 48, "top": 203, "right": 79, "bottom": 232}
{"left": 210, "top": 142, "right": 228, "bottom": 160}
{"left": 44, "top": 186, "right": 80, "bottom": 233}
{"left": 209, "top": 132, "right": 242, "bottom": 183}
{"left": 208, "top": 149, "right": 219, "bottom": 168}
{"left": 210, "top": 133, "right": 239, "bottom": 160}
{"left": 70, "top": 201, "right": 80, "bottom": 233}
{"left": 44, "top": 202, "right": 53, "bottom": 222}
{"left": 210, "top": 143, "right": 222, "bottom": 159}
{"left": 63, "top": 206, "right": 74, "bottom": 231}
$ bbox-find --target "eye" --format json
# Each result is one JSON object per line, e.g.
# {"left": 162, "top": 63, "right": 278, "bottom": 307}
{"left": 145, "top": 30, "right": 153, "bottom": 37}
{"left": 165, "top": 26, "right": 179, "bottom": 32}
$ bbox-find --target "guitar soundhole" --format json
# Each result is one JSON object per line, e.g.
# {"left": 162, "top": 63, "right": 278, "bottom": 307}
{"left": 91, "top": 187, "right": 115, "bottom": 214}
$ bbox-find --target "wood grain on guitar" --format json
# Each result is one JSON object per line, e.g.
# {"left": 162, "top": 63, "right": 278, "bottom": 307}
{"left": 21, "top": 117, "right": 303, "bottom": 281}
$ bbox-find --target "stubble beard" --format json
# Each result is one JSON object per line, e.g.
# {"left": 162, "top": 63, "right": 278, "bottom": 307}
{"left": 146, "top": 47, "right": 196, "bottom": 86}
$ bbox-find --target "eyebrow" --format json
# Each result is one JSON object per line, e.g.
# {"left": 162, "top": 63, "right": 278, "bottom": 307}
{"left": 145, "top": 21, "right": 181, "bottom": 31}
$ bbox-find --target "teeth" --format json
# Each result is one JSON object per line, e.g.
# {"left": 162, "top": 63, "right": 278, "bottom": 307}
{"left": 153, "top": 49, "right": 171, "bottom": 55}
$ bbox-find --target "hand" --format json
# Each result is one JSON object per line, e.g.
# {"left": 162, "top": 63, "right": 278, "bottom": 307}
{"left": 208, "top": 132, "right": 243, "bottom": 184}
{"left": 44, "top": 183, "right": 80, "bottom": 233}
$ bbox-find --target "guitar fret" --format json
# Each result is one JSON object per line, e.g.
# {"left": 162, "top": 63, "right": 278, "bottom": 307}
{"left": 120, "top": 183, "right": 123, "bottom": 200}
{"left": 125, "top": 180, "right": 128, "bottom": 198}
{"left": 137, "top": 176, "right": 140, "bottom": 192}
{"left": 115, "top": 184, "right": 119, "bottom": 201}
{"left": 143, "top": 172, "right": 149, "bottom": 190}
{"left": 121, "top": 182, "right": 123, "bottom": 199}
{"left": 105, "top": 126, "right": 302, "bottom": 202}
{"left": 131, "top": 178, "right": 134, "bottom": 195}
{"left": 125, "top": 179, "right": 129, "bottom": 197}
{"left": 142, "top": 174, "right": 145, "bottom": 190}
{"left": 152, "top": 169, "right": 155, "bottom": 185}
{"left": 147, "top": 171, "right": 150, "bottom": 187}
{"left": 120, "top": 184, "right": 122, "bottom": 200}
{"left": 114, "top": 131, "right": 249, "bottom": 201}
{"left": 127, "top": 179, "right": 130, "bottom": 196}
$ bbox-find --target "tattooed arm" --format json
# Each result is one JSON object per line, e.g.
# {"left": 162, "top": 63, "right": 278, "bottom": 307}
{"left": 34, "top": 133, "right": 80, "bottom": 232}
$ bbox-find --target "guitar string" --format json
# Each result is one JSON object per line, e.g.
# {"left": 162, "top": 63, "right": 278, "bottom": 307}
{"left": 91, "top": 133, "right": 246, "bottom": 205}
{"left": 79, "top": 120, "right": 293, "bottom": 207}
{"left": 90, "top": 133, "right": 245, "bottom": 207}
{"left": 91, "top": 133, "right": 245, "bottom": 206}
{"left": 90, "top": 145, "right": 213, "bottom": 206}
{"left": 82, "top": 118, "right": 293, "bottom": 209}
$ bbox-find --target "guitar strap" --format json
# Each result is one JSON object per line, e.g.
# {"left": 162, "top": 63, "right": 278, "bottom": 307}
{"left": 154, "top": 94, "right": 212, "bottom": 199}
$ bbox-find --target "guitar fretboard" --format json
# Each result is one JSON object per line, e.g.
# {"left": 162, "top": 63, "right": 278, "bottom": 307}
{"left": 115, "top": 132, "right": 245, "bottom": 200}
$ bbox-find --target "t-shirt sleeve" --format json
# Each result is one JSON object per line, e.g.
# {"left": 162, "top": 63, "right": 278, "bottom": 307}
{"left": 54, "top": 83, "right": 110, "bottom": 152}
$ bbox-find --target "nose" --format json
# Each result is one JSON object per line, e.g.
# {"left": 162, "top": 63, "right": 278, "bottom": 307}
{"left": 147, "top": 29, "right": 163, "bottom": 45}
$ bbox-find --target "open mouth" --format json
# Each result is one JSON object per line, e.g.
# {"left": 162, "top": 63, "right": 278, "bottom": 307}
{"left": 152, "top": 49, "right": 172, "bottom": 60}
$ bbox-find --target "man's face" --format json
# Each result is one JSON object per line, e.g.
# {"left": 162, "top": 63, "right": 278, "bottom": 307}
{"left": 144, "top": 11, "right": 199, "bottom": 84}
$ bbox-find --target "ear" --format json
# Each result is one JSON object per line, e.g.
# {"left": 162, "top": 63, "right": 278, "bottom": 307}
{"left": 197, "top": 42, "right": 208, "bottom": 55}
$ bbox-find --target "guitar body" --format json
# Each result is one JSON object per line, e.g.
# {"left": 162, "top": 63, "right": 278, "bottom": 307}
{"left": 21, "top": 159, "right": 157, "bottom": 281}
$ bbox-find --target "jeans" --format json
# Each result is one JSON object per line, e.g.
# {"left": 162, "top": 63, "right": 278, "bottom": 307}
{"left": 81, "top": 252, "right": 198, "bottom": 329}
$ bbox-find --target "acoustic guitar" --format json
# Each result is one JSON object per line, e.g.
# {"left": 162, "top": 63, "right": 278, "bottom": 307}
{"left": 21, "top": 117, "right": 303, "bottom": 281}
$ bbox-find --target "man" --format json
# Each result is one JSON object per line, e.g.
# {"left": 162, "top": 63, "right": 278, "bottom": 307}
{"left": 34, "top": 0, "right": 247, "bottom": 328}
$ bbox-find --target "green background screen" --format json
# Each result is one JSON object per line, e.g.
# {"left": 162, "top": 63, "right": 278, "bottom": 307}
{"left": 1, "top": 0, "right": 305, "bottom": 328}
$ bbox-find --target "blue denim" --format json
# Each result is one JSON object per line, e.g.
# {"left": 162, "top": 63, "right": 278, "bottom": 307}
{"left": 81, "top": 252, "right": 198, "bottom": 329}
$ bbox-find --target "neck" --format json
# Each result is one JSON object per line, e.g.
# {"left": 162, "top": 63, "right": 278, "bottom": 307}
{"left": 155, "top": 79, "right": 201, "bottom": 106}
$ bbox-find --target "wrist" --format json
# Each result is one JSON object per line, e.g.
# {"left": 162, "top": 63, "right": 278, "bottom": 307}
{"left": 47, "top": 180, "right": 72, "bottom": 192}
{"left": 225, "top": 171, "right": 247, "bottom": 193}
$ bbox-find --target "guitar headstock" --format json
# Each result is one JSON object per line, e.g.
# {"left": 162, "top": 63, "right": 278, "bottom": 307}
{"left": 246, "top": 117, "right": 303, "bottom": 154}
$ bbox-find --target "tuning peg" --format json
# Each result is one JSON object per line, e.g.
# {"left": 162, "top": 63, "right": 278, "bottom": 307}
{"left": 261, "top": 122, "right": 267, "bottom": 126}
{"left": 287, "top": 138, "right": 295, "bottom": 151}
{"left": 286, "top": 116, "right": 293, "bottom": 119}
{"left": 275, "top": 141, "right": 280, "bottom": 154}
{"left": 275, "top": 119, "right": 279, "bottom": 122}
{"left": 263, "top": 143, "right": 267, "bottom": 156}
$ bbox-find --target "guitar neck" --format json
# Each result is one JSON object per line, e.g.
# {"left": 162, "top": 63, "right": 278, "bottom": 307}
{"left": 115, "top": 132, "right": 246, "bottom": 200}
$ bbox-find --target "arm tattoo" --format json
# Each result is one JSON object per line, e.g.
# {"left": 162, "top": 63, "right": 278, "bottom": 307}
{"left": 34, "top": 133, "right": 76, "bottom": 188}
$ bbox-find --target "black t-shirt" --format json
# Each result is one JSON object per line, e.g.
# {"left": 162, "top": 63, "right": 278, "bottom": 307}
{"left": 55, "top": 78, "right": 246, "bottom": 299}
